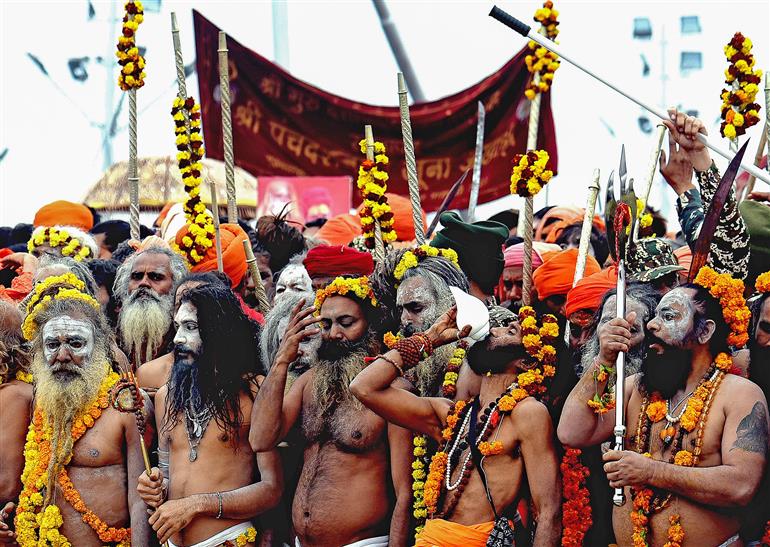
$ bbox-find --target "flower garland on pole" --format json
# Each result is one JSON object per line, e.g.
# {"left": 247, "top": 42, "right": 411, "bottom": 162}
{"left": 720, "top": 32, "right": 762, "bottom": 150}
{"left": 357, "top": 137, "right": 397, "bottom": 255}
{"left": 171, "top": 97, "right": 216, "bottom": 266}
{"left": 116, "top": 1, "right": 147, "bottom": 241}
{"left": 519, "top": 1, "right": 560, "bottom": 306}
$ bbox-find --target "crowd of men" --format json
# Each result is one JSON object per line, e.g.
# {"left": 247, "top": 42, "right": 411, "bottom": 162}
{"left": 0, "top": 109, "right": 769, "bottom": 547}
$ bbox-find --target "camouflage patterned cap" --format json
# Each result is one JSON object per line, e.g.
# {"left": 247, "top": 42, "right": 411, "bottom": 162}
{"left": 488, "top": 305, "right": 516, "bottom": 328}
{"left": 627, "top": 237, "right": 685, "bottom": 283}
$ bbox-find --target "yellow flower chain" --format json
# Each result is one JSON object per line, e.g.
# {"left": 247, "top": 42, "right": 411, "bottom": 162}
{"left": 220, "top": 525, "right": 258, "bottom": 546}
{"left": 357, "top": 139, "right": 397, "bottom": 249}
{"left": 314, "top": 276, "right": 378, "bottom": 314}
{"left": 693, "top": 266, "right": 750, "bottom": 348}
{"left": 171, "top": 96, "right": 214, "bottom": 265}
{"left": 411, "top": 435, "right": 429, "bottom": 538}
{"left": 22, "top": 288, "right": 101, "bottom": 341}
{"left": 116, "top": 1, "right": 146, "bottom": 90}
{"left": 27, "top": 228, "right": 91, "bottom": 262}
{"left": 720, "top": 32, "right": 762, "bottom": 140}
{"left": 393, "top": 245, "right": 460, "bottom": 282}
{"left": 15, "top": 368, "right": 124, "bottom": 547}
{"left": 524, "top": 1, "right": 560, "bottom": 99}
{"left": 755, "top": 270, "right": 770, "bottom": 293}
{"left": 509, "top": 150, "right": 553, "bottom": 198}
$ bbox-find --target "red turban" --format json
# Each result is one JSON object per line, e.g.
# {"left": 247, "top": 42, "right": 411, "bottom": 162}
{"left": 176, "top": 223, "right": 248, "bottom": 288}
{"left": 303, "top": 245, "right": 374, "bottom": 278}
{"left": 315, "top": 214, "right": 361, "bottom": 246}
{"left": 34, "top": 200, "right": 94, "bottom": 231}
{"left": 533, "top": 248, "right": 601, "bottom": 300}
{"left": 565, "top": 266, "right": 618, "bottom": 318}
{"left": 375, "top": 193, "right": 427, "bottom": 242}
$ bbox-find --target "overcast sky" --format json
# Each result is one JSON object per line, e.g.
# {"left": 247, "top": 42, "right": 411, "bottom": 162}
{"left": 1, "top": 0, "right": 768, "bottom": 227}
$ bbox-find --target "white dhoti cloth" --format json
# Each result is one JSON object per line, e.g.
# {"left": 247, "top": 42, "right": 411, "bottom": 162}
{"left": 295, "top": 535, "right": 389, "bottom": 547}
{"left": 168, "top": 522, "right": 254, "bottom": 547}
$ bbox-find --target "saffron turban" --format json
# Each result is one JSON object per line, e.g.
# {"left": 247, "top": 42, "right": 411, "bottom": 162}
{"left": 565, "top": 266, "right": 618, "bottom": 318}
{"left": 176, "top": 223, "right": 248, "bottom": 288}
{"left": 382, "top": 193, "right": 427, "bottom": 242}
{"left": 34, "top": 201, "right": 94, "bottom": 231}
{"left": 303, "top": 245, "right": 374, "bottom": 278}
{"left": 533, "top": 248, "right": 601, "bottom": 300}
{"left": 503, "top": 242, "right": 561, "bottom": 269}
{"left": 673, "top": 245, "right": 692, "bottom": 271}
{"left": 315, "top": 214, "right": 361, "bottom": 246}
{"left": 534, "top": 206, "right": 581, "bottom": 241}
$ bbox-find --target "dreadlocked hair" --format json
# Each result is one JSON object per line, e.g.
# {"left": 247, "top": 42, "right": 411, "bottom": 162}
{"left": 0, "top": 330, "right": 31, "bottom": 383}
{"left": 166, "top": 282, "right": 264, "bottom": 446}
{"left": 256, "top": 205, "right": 306, "bottom": 274}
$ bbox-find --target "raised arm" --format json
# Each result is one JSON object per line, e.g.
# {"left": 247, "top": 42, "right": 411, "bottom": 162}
{"left": 249, "top": 300, "right": 319, "bottom": 451}
{"left": 350, "top": 307, "right": 471, "bottom": 442}
{"left": 604, "top": 381, "right": 768, "bottom": 507}
{"left": 516, "top": 400, "right": 561, "bottom": 547}
{"left": 149, "top": 448, "right": 284, "bottom": 544}
{"left": 558, "top": 313, "right": 636, "bottom": 447}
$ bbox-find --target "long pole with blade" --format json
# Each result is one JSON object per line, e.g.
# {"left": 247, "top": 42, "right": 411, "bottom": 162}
{"left": 397, "top": 73, "right": 425, "bottom": 244}
{"left": 488, "top": 6, "right": 770, "bottom": 186}
{"left": 426, "top": 170, "right": 470, "bottom": 239}
{"left": 467, "top": 101, "right": 486, "bottom": 223}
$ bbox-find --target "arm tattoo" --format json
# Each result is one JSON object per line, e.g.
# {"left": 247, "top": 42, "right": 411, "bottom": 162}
{"left": 731, "top": 402, "right": 769, "bottom": 455}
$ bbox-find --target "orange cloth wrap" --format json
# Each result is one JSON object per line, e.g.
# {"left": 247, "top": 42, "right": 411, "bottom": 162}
{"left": 565, "top": 266, "right": 618, "bottom": 318}
{"left": 176, "top": 223, "right": 248, "bottom": 288}
{"left": 533, "top": 248, "right": 601, "bottom": 300}
{"left": 315, "top": 214, "right": 361, "bottom": 246}
{"left": 415, "top": 518, "right": 502, "bottom": 547}
{"left": 34, "top": 200, "right": 94, "bottom": 231}
{"left": 367, "top": 193, "right": 427, "bottom": 242}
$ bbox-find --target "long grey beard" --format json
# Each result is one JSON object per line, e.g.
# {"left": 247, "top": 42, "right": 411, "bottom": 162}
{"left": 304, "top": 349, "right": 367, "bottom": 435}
{"left": 580, "top": 331, "right": 644, "bottom": 378}
{"left": 415, "top": 343, "right": 457, "bottom": 397}
{"left": 31, "top": 344, "right": 109, "bottom": 505}
{"left": 119, "top": 293, "right": 173, "bottom": 363}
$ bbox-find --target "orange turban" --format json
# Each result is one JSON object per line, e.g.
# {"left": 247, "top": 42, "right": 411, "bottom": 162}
{"left": 176, "top": 223, "right": 248, "bottom": 288}
{"left": 565, "top": 266, "right": 618, "bottom": 318}
{"left": 545, "top": 215, "right": 607, "bottom": 244}
{"left": 34, "top": 200, "right": 94, "bottom": 231}
{"left": 315, "top": 214, "right": 361, "bottom": 246}
{"left": 534, "top": 206, "right": 581, "bottom": 241}
{"left": 533, "top": 248, "right": 601, "bottom": 300}
{"left": 377, "top": 193, "right": 427, "bottom": 242}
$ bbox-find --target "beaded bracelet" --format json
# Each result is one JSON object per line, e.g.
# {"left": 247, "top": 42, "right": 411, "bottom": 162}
{"left": 394, "top": 334, "right": 434, "bottom": 371}
{"left": 375, "top": 353, "right": 405, "bottom": 376}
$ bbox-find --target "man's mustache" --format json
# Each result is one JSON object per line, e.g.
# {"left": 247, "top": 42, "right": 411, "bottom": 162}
{"left": 129, "top": 287, "right": 161, "bottom": 303}
{"left": 50, "top": 362, "right": 81, "bottom": 375}
{"left": 174, "top": 344, "right": 199, "bottom": 358}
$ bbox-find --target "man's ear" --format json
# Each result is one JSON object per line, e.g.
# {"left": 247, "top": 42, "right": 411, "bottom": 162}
{"left": 697, "top": 319, "right": 716, "bottom": 345}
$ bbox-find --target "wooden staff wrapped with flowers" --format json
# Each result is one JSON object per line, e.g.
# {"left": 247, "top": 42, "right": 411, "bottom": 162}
{"left": 358, "top": 126, "right": 397, "bottom": 263}
{"left": 116, "top": 0, "right": 147, "bottom": 241}
{"left": 720, "top": 32, "right": 763, "bottom": 156}
{"left": 517, "top": 0, "right": 560, "bottom": 306}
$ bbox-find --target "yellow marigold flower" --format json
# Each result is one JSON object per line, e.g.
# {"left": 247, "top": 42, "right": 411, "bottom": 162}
{"left": 673, "top": 450, "right": 694, "bottom": 467}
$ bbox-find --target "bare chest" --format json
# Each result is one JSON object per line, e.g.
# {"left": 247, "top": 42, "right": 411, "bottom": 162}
{"left": 70, "top": 409, "right": 126, "bottom": 467}
{"left": 302, "top": 401, "right": 386, "bottom": 453}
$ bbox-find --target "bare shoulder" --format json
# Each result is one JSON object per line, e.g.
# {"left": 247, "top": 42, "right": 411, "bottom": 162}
{"left": 731, "top": 349, "right": 750, "bottom": 378}
{"left": 0, "top": 381, "right": 33, "bottom": 404}
{"left": 155, "top": 384, "right": 168, "bottom": 409}
{"left": 718, "top": 373, "right": 767, "bottom": 409}
{"left": 136, "top": 352, "right": 173, "bottom": 389}
{"left": 511, "top": 396, "right": 552, "bottom": 433}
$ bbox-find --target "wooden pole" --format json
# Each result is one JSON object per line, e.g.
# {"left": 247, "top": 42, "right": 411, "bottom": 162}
{"left": 218, "top": 31, "right": 238, "bottom": 223}
{"left": 208, "top": 181, "right": 224, "bottom": 273}
{"left": 397, "top": 73, "right": 425, "bottom": 245}
{"left": 170, "top": 13, "right": 191, "bottom": 138}
{"left": 633, "top": 124, "right": 666, "bottom": 241}
{"left": 521, "top": 69, "right": 542, "bottom": 307}
{"left": 467, "top": 101, "right": 486, "bottom": 223}
{"left": 243, "top": 240, "right": 271, "bottom": 314}
{"left": 364, "top": 125, "right": 386, "bottom": 263}
{"left": 128, "top": 88, "right": 140, "bottom": 240}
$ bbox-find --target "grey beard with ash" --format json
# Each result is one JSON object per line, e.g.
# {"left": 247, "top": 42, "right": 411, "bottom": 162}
{"left": 579, "top": 332, "right": 645, "bottom": 378}
{"left": 119, "top": 287, "right": 173, "bottom": 363}
{"left": 31, "top": 342, "right": 110, "bottom": 505}
{"left": 413, "top": 343, "right": 457, "bottom": 397}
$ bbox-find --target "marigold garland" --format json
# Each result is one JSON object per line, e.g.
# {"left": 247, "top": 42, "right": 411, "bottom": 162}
{"left": 314, "top": 276, "right": 377, "bottom": 314}
{"left": 441, "top": 341, "right": 467, "bottom": 399}
{"left": 393, "top": 245, "right": 460, "bottom": 283}
{"left": 171, "top": 96, "right": 214, "bottom": 265}
{"left": 15, "top": 368, "right": 129, "bottom": 547}
{"left": 524, "top": 1, "right": 560, "bottom": 99}
{"left": 720, "top": 32, "right": 762, "bottom": 140}
{"left": 693, "top": 266, "right": 750, "bottom": 348}
{"left": 560, "top": 447, "right": 592, "bottom": 547}
{"left": 357, "top": 139, "right": 397, "bottom": 249}
{"left": 27, "top": 227, "right": 92, "bottom": 262}
{"left": 116, "top": 1, "right": 146, "bottom": 90}
{"left": 221, "top": 526, "right": 258, "bottom": 546}
{"left": 587, "top": 361, "right": 616, "bottom": 415}
{"left": 22, "top": 288, "right": 101, "bottom": 341}
{"left": 519, "top": 306, "right": 558, "bottom": 396}
{"left": 509, "top": 150, "right": 554, "bottom": 198}
{"left": 756, "top": 270, "right": 770, "bottom": 293}
{"left": 411, "top": 434, "right": 430, "bottom": 537}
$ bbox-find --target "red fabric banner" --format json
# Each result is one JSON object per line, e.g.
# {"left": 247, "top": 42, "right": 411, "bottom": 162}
{"left": 193, "top": 10, "right": 558, "bottom": 213}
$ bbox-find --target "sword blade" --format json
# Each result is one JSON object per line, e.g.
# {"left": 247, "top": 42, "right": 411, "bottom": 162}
{"left": 426, "top": 170, "right": 470, "bottom": 238}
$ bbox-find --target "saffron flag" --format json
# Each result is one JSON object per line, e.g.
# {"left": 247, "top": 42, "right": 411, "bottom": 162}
{"left": 194, "top": 10, "right": 558, "bottom": 212}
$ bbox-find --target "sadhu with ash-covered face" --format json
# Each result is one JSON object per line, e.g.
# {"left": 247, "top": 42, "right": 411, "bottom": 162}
{"left": 559, "top": 275, "right": 767, "bottom": 547}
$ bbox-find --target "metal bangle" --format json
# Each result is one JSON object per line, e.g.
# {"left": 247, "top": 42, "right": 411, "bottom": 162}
{"left": 216, "top": 491, "right": 223, "bottom": 519}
